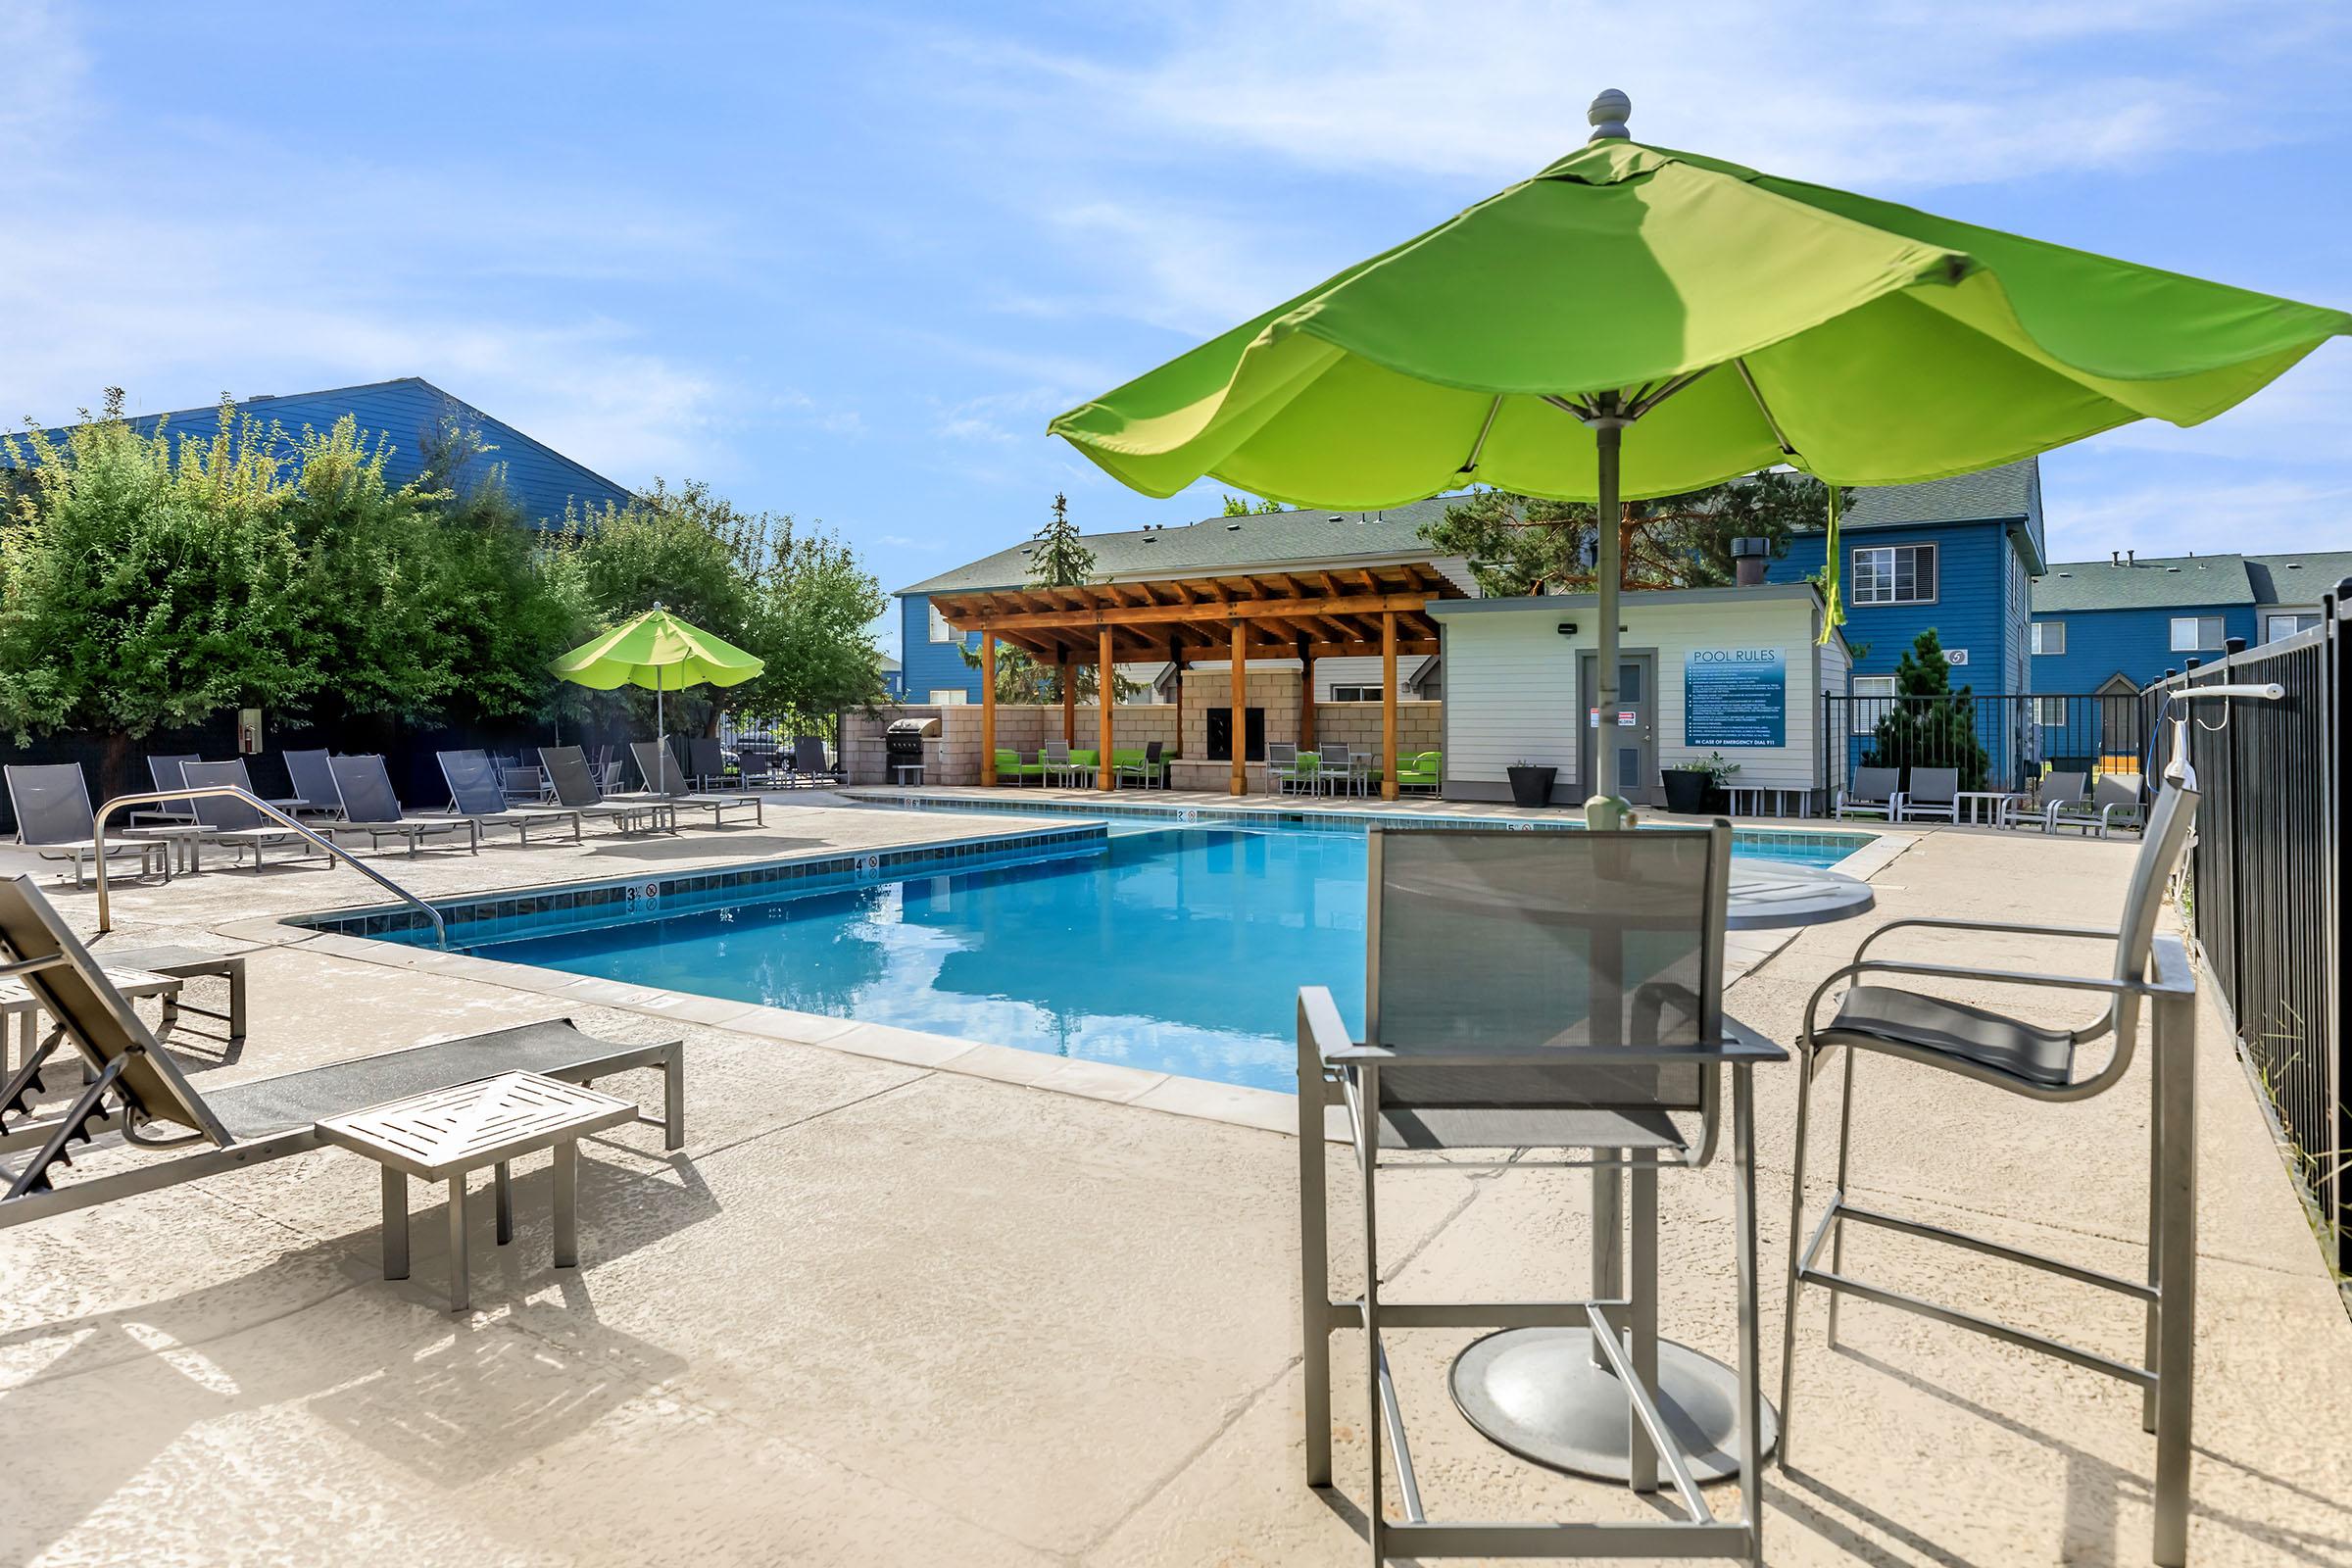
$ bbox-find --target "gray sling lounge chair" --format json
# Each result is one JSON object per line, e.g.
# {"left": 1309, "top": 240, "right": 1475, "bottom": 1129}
{"left": 629, "top": 741, "right": 763, "bottom": 828}
{"left": 5, "top": 764, "right": 172, "bottom": 889}
{"left": 539, "top": 747, "right": 674, "bottom": 835}
{"left": 2054, "top": 772, "right": 2146, "bottom": 839}
{"left": 789, "top": 736, "right": 841, "bottom": 786}
{"left": 177, "top": 760, "right": 328, "bottom": 872}
{"left": 1834, "top": 765, "right": 1902, "bottom": 821}
{"left": 324, "top": 755, "right": 480, "bottom": 857}
{"left": 434, "top": 751, "right": 584, "bottom": 844}
{"left": 132, "top": 753, "right": 204, "bottom": 826}
{"left": 1783, "top": 779, "right": 2201, "bottom": 1566}
{"left": 0, "top": 872, "right": 684, "bottom": 1227}
{"left": 2026, "top": 769, "right": 2089, "bottom": 833}
{"left": 1298, "top": 823, "right": 1780, "bottom": 1563}
{"left": 683, "top": 736, "right": 727, "bottom": 790}
{"left": 280, "top": 750, "right": 349, "bottom": 819}
{"left": 1895, "top": 765, "right": 1960, "bottom": 823}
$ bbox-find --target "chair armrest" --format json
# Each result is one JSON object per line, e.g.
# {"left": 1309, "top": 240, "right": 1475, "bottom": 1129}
{"left": 1853, "top": 916, "right": 2120, "bottom": 962}
{"left": 1321, "top": 1035, "right": 1786, "bottom": 1067}
{"left": 1298, "top": 986, "right": 1352, "bottom": 1068}
{"left": 1845, "top": 956, "right": 2140, "bottom": 995}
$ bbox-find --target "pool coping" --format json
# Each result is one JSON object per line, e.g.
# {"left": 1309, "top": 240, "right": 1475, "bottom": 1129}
{"left": 217, "top": 808, "right": 1920, "bottom": 1143}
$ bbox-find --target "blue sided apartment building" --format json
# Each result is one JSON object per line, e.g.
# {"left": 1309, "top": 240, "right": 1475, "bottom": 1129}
{"left": 2030, "top": 549, "right": 2352, "bottom": 692}
{"left": 19, "top": 377, "right": 635, "bottom": 526}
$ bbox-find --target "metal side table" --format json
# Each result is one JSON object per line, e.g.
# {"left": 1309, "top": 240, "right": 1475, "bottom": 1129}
{"left": 318, "top": 1071, "right": 638, "bottom": 1312}
{"left": 1446, "top": 860, "right": 1875, "bottom": 1484}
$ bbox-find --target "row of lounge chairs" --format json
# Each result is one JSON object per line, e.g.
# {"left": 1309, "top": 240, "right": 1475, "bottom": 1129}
{"left": 1834, "top": 765, "right": 2146, "bottom": 836}
{"left": 6, "top": 740, "right": 778, "bottom": 886}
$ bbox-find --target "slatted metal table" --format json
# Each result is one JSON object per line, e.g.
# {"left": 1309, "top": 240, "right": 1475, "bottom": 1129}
{"left": 318, "top": 1071, "right": 639, "bottom": 1312}
{"left": 100, "top": 944, "right": 248, "bottom": 1041}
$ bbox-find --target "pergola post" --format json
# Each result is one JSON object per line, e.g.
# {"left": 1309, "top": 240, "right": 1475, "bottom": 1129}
{"left": 1097, "top": 625, "right": 1116, "bottom": 791}
{"left": 1059, "top": 645, "right": 1076, "bottom": 744}
{"left": 1230, "top": 619, "right": 1249, "bottom": 796}
{"left": 980, "top": 632, "right": 998, "bottom": 786}
{"left": 1170, "top": 636, "right": 1184, "bottom": 774}
{"left": 1381, "top": 612, "right": 1399, "bottom": 801}
{"left": 1297, "top": 635, "right": 1316, "bottom": 752}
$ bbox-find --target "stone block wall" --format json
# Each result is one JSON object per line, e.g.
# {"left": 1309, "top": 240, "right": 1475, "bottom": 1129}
{"left": 1179, "top": 668, "right": 1305, "bottom": 757}
{"left": 1308, "top": 700, "right": 1445, "bottom": 759}
{"left": 843, "top": 705, "right": 1182, "bottom": 784}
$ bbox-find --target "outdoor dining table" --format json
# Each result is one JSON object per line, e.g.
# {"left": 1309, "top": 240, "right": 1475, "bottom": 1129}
{"left": 1446, "top": 858, "right": 1872, "bottom": 1484}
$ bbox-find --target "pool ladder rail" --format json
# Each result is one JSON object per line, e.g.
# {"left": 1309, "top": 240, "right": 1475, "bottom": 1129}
{"left": 90, "top": 787, "right": 449, "bottom": 949}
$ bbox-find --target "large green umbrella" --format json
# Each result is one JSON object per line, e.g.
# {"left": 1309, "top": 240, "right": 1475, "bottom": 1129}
{"left": 1049, "top": 89, "right": 2350, "bottom": 808}
{"left": 550, "top": 605, "right": 764, "bottom": 772}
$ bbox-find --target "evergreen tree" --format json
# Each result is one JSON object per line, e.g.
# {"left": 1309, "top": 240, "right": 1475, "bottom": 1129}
{"left": 1030, "top": 491, "right": 1095, "bottom": 588}
{"left": 1863, "top": 627, "right": 1989, "bottom": 789}
{"left": 963, "top": 493, "right": 1136, "bottom": 703}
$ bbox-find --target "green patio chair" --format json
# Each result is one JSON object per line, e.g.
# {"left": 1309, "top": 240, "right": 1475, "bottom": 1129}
{"left": 992, "top": 749, "right": 1045, "bottom": 787}
{"left": 1062, "top": 749, "right": 1102, "bottom": 788}
{"left": 1396, "top": 751, "right": 1443, "bottom": 794}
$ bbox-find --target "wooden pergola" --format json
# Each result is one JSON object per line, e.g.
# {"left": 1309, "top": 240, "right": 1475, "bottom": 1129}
{"left": 930, "top": 561, "right": 1462, "bottom": 797}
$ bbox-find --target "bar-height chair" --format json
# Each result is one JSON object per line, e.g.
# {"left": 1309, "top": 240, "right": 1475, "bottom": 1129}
{"left": 1299, "top": 823, "right": 1782, "bottom": 1564}
{"left": 5, "top": 764, "right": 172, "bottom": 889}
{"left": 1783, "top": 779, "right": 2202, "bottom": 1566}
{"left": 1895, "top": 765, "right": 1959, "bottom": 823}
{"left": 1834, "top": 764, "right": 1903, "bottom": 821}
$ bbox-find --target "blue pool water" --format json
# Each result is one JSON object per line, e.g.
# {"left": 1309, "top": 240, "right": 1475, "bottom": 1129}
{"left": 450, "top": 821, "right": 1862, "bottom": 1092}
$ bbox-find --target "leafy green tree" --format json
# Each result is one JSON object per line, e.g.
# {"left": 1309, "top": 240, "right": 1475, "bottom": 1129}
{"left": 1220, "top": 493, "right": 1285, "bottom": 515}
{"left": 1424, "top": 470, "right": 1831, "bottom": 597}
{"left": 0, "top": 392, "right": 314, "bottom": 776}
{"left": 1863, "top": 627, "right": 1989, "bottom": 789}
{"left": 730, "top": 519, "right": 890, "bottom": 727}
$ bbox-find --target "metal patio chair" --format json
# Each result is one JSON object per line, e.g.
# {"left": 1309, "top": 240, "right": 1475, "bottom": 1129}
{"left": 179, "top": 760, "right": 331, "bottom": 871}
{"left": 1040, "top": 740, "right": 1074, "bottom": 788}
{"left": 324, "top": 755, "right": 480, "bottom": 857}
{"left": 683, "top": 735, "right": 728, "bottom": 790}
{"left": 790, "top": 736, "right": 842, "bottom": 786}
{"left": 2055, "top": 772, "right": 2147, "bottom": 839}
{"left": 432, "top": 751, "right": 584, "bottom": 844}
{"left": 2024, "top": 769, "right": 2090, "bottom": 833}
{"left": 1833, "top": 765, "right": 1903, "bottom": 821}
{"left": 627, "top": 741, "right": 764, "bottom": 828}
{"left": 1783, "top": 778, "right": 2201, "bottom": 1566}
{"left": 1267, "top": 742, "right": 1299, "bottom": 794}
{"left": 1299, "top": 822, "right": 1781, "bottom": 1564}
{"left": 1895, "top": 765, "right": 1960, "bottom": 823}
{"left": 5, "top": 764, "right": 172, "bottom": 889}
{"left": 279, "top": 750, "right": 349, "bottom": 820}
{"left": 1115, "top": 740, "right": 1168, "bottom": 790}
{"left": 1313, "top": 741, "right": 1353, "bottom": 798}
{"left": 0, "top": 871, "right": 683, "bottom": 1227}
{"left": 538, "top": 747, "right": 674, "bottom": 835}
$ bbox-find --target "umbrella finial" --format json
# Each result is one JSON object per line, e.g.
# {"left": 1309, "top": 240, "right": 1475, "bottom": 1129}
{"left": 1588, "top": 89, "right": 1632, "bottom": 141}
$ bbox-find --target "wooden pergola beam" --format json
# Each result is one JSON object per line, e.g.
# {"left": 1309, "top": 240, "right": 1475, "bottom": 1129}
{"left": 949, "top": 591, "right": 1431, "bottom": 634}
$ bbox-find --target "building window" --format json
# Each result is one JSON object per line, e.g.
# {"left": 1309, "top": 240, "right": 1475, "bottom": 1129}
{"left": 2031, "top": 621, "right": 2065, "bottom": 655}
{"left": 2266, "top": 612, "right": 2321, "bottom": 643}
{"left": 1850, "top": 543, "right": 1937, "bottom": 605}
{"left": 1849, "top": 674, "right": 1895, "bottom": 734}
{"left": 2034, "top": 696, "right": 2070, "bottom": 727}
{"left": 927, "top": 689, "right": 967, "bottom": 706}
{"left": 2169, "top": 614, "right": 2224, "bottom": 652}
{"left": 1329, "top": 685, "right": 1384, "bottom": 703}
{"left": 926, "top": 603, "right": 957, "bottom": 644}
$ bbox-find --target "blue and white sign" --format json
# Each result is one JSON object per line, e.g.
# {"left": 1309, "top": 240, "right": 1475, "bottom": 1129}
{"left": 1685, "top": 648, "right": 1786, "bottom": 748}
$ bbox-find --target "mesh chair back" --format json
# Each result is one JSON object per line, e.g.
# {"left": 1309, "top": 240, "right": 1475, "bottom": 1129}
{"left": 2093, "top": 773, "right": 2143, "bottom": 811}
{"left": 0, "top": 874, "right": 225, "bottom": 1140}
{"left": 687, "top": 736, "right": 725, "bottom": 785}
{"left": 181, "top": 760, "right": 270, "bottom": 831}
{"left": 1849, "top": 766, "right": 1898, "bottom": 804}
{"left": 1144, "top": 740, "right": 1163, "bottom": 762}
{"left": 538, "top": 747, "right": 605, "bottom": 808}
{"left": 7, "top": 764, "right": 97, "bottom": 848}
{"left": 2110, "top": 781, "right": 2198, "bottom": 1048}
{"left": 1366, "top": 825, "right": 1729, "bottom": 1116}
{"left": 282, "top": 750, "right": 341, "bottom": 815}
{"left": 438, "top": 751, "right": 509, "bottom": 815}
{"left": 1268, "top": 743, "right": 1296, "bottom": 765}
{"left": 2040, "top": 770, "right": 2088, "bottom": 806}
{"left": 630, "top": 740, "right": 689, "bottom": 796}
{"left": 146, "top": 754, "right": 201, "bottom": 818}
{"left": 1908, "top": 767, "right": 1959, "bottom": 806}
{"left": 1043, "top": 741, "right": 1070, "bottom": 764}
{"left": 328, "top": 755, "right": 405, "bottom": 824}
{"left": 793, "top": 737, "right": 830, "bottom": 775}
{"left": 1321, "top": 742, "right": 1351, "bottom": 767}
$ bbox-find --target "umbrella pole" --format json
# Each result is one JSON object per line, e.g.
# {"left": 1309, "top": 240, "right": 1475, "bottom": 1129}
{"left": 1588, "top": 415, "right": 1630, "bottom": 826}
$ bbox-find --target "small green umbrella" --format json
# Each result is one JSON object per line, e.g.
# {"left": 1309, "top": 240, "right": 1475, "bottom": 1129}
{"left": 1049, "top": 89, "right": 2350, "bottom": 806}
{"left": 550, "top": 605, "right": 764, "bottom": 767}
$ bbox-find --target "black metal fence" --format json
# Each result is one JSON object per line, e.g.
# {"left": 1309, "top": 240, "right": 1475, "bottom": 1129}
{"left": 1821, "top": 692, "right": 2147, "bottom": 798}
{"left": 2140, "top": 612, "right": 2348, "bottom": 1273}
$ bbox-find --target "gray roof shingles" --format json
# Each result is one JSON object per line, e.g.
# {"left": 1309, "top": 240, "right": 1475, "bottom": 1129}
{"left": 2033, "top": 556, "right": 2257, "bottom": 612}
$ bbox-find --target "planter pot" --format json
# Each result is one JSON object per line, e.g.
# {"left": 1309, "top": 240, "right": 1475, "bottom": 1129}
{"left": 1506, "top": 764, "right": 1557, "bottom": 808}
{"left": 1661, "top": 767, "right": 1713, "bottom": 814}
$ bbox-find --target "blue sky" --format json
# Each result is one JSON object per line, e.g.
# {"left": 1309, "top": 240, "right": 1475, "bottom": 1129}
{"left": 5, "top": 1, "right": 2348, "bottom": 655}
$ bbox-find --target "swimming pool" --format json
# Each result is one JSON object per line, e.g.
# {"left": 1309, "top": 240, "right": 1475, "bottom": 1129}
{"left": 334, "top": 815, "right": 1871, "bottom": 1093}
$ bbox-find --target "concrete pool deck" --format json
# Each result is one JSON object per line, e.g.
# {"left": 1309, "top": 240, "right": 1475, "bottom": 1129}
{"left": 0, "top": 791, "right": 2346, "bottom": 1565}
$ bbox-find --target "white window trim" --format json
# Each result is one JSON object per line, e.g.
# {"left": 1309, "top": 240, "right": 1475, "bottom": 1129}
{"left": 1849, "top": 542, "right": 1939, "bottom": 607}
{"left": 926, "top": 603, "right": 957, "bottom": 644}
{"left": 2265, "top": 611, "right": 2320, "bottom": 643}
{"left": 1849, "top": 674, "right": 1896, "bottom": 735}
{"left": 2032, "top": 620, "right": 2065, "bottom": 655}
{"left": 926, "top": 689, "right": 968, "bottom": 706}
{"left": 2034, "top": 696, "right": 2070, "bottom": 727}
{"left": 2168, "top": 614, "right": 2224, "bottom": 653}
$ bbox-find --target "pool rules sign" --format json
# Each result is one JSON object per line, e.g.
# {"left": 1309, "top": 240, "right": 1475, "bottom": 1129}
{"left": 1684, "top": 649, "right": 1786, "bottom": 748}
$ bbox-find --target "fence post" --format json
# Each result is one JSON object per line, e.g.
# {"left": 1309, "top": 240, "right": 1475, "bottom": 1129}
{"left": 2331, "top": 584, "right": 2352, "bottom": 1270}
